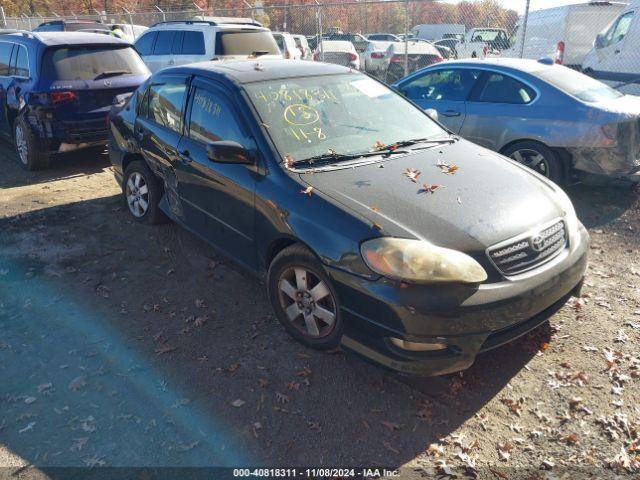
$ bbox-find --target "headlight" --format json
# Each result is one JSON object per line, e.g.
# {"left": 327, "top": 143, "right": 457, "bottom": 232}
{"left": 361, "top": 238, "right": 487, "bottom": 284}
{"left": 555, "top": 187, "right": 579, "bottom": 237}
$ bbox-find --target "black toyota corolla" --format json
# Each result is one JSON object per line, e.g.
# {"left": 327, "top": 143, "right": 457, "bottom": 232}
{"left": 108, "top": 60, "right": 589, "bottom": 376}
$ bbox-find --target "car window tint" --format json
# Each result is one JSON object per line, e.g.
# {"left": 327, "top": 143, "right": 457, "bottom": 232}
{"left": 188, "top": 87, "right": 245, "bottom": 145}
{"left": 147, "top": 82, "right": 187, "bottom": 133}
{"left": 135, "top": 32, "right": 156, "bottom": 56}
{"left": 171, "top": 31, "right": 184, "bottom": 54}
{"left": 215, "top": 31, "right": 280, "bottom": 56}
{"left": 402, "top": 69, "right": 480, "bottom": 102}
{"left": 273, "top": 34, "right": 285, "bottom": 52}
{"left": 603, "top": 11, "right": 635, "bottom": 47}
{"left": 35, "top": 24, "right": 63, "bottom": 32}
{"left": 153, "top": 30, "right": 176, "bottom": 55}
{"left": 0, "top": 42, "right": 13, "bottom": 76}
{"left": 535, "top": 66, "right": 622, "bottom": 102}
{"left": 477, "top": 73, "right": 536, "bottom": 104}
{"left": 182, "top": 31, "right": 205, "bottom": 54}
{"left": 42, "top": 46, "right": 148, "bottom": 81}
{"left": 13, "top": 45, "right": 29, "bottom": 77}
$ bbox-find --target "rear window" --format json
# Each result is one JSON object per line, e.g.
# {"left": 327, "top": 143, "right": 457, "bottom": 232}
{"left": 42, "top": 46, "right": 148, "bottom": 81}
{"left": 181, "top": 31, "right": 205, "bottom": 55}
{"left": 215, "top": 31, "right": 279, "bottom": 56}
{"left": 535, "top": 67, "right": 623, "bottom": 103}
{"left": 153, "top": 31, "right": 176, "bottom": 55}
{"left": 66, "top": 22, "right": 107, "bottom": 32}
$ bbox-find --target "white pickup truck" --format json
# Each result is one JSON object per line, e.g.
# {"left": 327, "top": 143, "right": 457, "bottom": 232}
{"left": 455, "top": 28, "right": 511, "bottom": 59}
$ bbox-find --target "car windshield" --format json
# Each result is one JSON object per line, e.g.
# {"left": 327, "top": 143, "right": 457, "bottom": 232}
{"left": 535, "top": 67, "right": 623, "bottom": 103}
{"left": 43, "top": 46, "right": 148, "bottom": 81}
{"left": 472, "top": 29, "right": 502, "bottom": 41}
{"left": 245, "top": 73, "right": 447, "bottom": 164}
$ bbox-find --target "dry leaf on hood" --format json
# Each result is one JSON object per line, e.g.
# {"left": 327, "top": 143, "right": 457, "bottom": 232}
{"left": 403, "top": 168, "right": 422, "bottom": 183}
{"left": 300, "top": 186, "right": 313, "bottom": 197}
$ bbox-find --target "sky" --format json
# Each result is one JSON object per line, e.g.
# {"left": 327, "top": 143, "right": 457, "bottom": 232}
{"left": 442, "top": 0, "right": 631, "bottom": 15}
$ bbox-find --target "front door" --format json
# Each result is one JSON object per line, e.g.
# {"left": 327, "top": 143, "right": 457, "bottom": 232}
{"left": 397, "top": 68, "right": 480, "bottom": 133}
{"left": 135, "top": 74, "right": 189, "bottom": 219}
{"left": 589, "top": 10, "right": 637, "bottom": 81}
{"left": 174, "top": 78, "right": 257, "bottom": 269}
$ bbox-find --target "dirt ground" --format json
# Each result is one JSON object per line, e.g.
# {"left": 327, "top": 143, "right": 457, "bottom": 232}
{"left": 0, "top": 142, "right": 639, "bottom": 479}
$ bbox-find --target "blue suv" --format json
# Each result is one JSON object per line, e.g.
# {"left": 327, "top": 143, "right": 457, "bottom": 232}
{"left": 0, "top": 31, "right": 149, "bottom": 170}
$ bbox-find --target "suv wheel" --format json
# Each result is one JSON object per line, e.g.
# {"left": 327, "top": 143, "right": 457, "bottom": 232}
{"left": 267, "top": 244, "right": 343, "bottom": 350}
{"left": 123, "top": 160, "right": 167, "bottom": 224}
{"left": 13, "top": 116, "right": 49, "bottom": 171}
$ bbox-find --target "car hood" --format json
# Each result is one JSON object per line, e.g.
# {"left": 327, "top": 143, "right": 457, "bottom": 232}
{"left": 298, "top": 140, "right": 566, "bottom": 252}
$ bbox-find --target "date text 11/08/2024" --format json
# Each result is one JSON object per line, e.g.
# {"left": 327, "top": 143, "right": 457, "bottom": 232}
{"left": 232, "top": 468, "right": 401, "bottom": 478}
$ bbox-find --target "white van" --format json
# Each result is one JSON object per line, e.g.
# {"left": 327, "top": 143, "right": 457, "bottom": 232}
{"left": 505, "top": 2, "right": 626, "bottom": 68}
{"left": 583, "top": 1, "right": 640, "bottom": 94}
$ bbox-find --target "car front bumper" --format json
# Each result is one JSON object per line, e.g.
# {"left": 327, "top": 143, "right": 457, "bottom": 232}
{"left": 329, "top": 224, "right": 590, "bottom": 376}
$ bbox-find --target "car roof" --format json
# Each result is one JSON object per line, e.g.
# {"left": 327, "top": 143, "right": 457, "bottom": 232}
{"left": 319, "top": 40, "right": 354, "bottom": 51}
{"left": 167, "top": 59, "right": 352, "bottom": 84}
{"left": 432, "top": 58, "right": 552, "bottom": 74}
{"left": 5, "top": 31, "right": 129, "bottom": 46}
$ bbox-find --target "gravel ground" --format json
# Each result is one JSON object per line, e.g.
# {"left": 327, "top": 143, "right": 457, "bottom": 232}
{"left": 0, "top": 143, "right": 639, "bottom": 479}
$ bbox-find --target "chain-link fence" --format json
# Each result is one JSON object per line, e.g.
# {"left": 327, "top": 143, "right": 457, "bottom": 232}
{"left": 1, "top": 1, "right": 636, "bottom": 91}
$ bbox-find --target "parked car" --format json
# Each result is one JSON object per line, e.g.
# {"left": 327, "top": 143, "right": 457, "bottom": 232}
{"left": 272, "top": 32, "right": 302, "bottom": 60}
{"left": 456, "top": 28, "right": 510, "bottom": 59}
{"left": 366, "top": 33, "right": 401, "bottom": 42}
{"left": 313, "top": 40, "right": 359, "bottom": 69}
{"left": 361, "top": 40, "right": 396, "bottom": 75}
{"left": 583, "top": 1, "right": 640, "bottom": 94}
{"left": 292, "top": 34, "right": 312, "bottom": 60}
{"left": 133, "top": 18, "right": 281, "bottom": 73}
{"left": 34, "top": 19, "right": 109, "bottom": 32}
{"left": 411, "top": 23, "right": 466, "bottom": 42}
{"left": 325, "top": 32, "right": 369, "bottom": 57}
{"left": 384, "top": 40, "right": 443, "bottom": 83}
{"left": 0, "top": 31, "right": 150, "bottom": 170}
{"left": 108, "top": 59, "right": 589, "bottom": 376}
{"left": 505, "top": 2, "right": 625, "bottom": 69}
{"left": 435, "top": 38, "right": 459, "bottom": 59}
{"left": 393, "top": 58, "right": 640, "bottom": 183}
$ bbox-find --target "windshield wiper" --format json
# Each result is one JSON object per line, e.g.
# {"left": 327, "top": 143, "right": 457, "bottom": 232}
{"left": 94, "top": 70, "right": 131, "bottom": 80}
{"left": 251, "top": 50, "right": 271, "bottom": 57}
{"left": 375, "top": 137, "right": 456, "bottom": 153}
{"left": 291, "top": 149, "right": 407, "bottom": 167}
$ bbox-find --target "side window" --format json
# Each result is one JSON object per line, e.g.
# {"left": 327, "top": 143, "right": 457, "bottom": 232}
{"left": 0, "top": 42, "right": 13, "bottom": 76}
{"left": 181, "top": 31, "right": 205, "bottom": 55}
{"left": 152, "top": 30, "right": 176, "bottom": 55}
{"left": 401, "top": 69, "right": 480, "bottom": 102}
{"left": 134, "top": 31, "right": 156, "bottom": 56}
{"left": 188, "top": 87, "right": 245, "bottom": 145}
{"left": 603, "top": 11, "right": 635, "bottom": 47}
{"left": 11, "top": 45, "right": 29, "bottom": 77}
{"left": 172, "top": 32, "right": 184, "bottom": 54}
{"left": 476, "top": 73, "right": 536, "bottom": 105}
{"left": 146, "top": 82, "right": 187, "bottom": 133}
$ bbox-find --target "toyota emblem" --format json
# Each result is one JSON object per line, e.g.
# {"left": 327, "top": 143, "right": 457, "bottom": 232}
{"left": 530, "top": 235, "right": 546, "bottom": 252}
{"left": 104, "top": 79, "right": 112, "bottom": 87}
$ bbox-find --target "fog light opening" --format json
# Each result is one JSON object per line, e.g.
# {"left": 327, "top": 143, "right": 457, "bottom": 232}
{"left": 390, "top": 337, "right": 448, "bottom": 352}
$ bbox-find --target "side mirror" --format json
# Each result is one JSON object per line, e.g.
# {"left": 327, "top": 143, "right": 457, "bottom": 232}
{"left": 594, "top": 33, "right": 604, "bottom": 49}
{"left": 206, "top": 141, "right": 253, "bottom": 164}
{"left": 425, "top": 108, "right": 439, "bottom": 122}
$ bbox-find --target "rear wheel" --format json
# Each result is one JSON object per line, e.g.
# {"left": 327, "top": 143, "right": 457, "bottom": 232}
{"left": 13, "top": 116, "right": 49, "bottom": 171}
{"left": 123, "top": 160, "right": 167, "bottom": 225}
{"left": 502, "top": 141, "right": 564, "bottom": 184}
{"left": 267, "top": 244, "right": 342, "bottom": 350}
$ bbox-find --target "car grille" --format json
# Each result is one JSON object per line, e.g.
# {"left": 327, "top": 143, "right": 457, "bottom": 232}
{"left": 488, "top": 219, "right": 567, "bottom": 276}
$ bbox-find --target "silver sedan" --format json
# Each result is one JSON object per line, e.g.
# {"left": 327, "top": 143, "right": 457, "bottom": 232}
{"left": 392, "top": 58, "right": 640, "bottom": 184}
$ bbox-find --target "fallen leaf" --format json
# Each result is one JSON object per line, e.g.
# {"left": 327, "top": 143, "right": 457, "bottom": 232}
{"left": 154, "top": 344, "right": 177, "bottom": 355}
{"left": 68, "top": 376, "right": 87, "bottom": 391}
{"left": 381, "top": 420, "right": 400, "bottom": 432}
{"left": 275, "top": 392, "right": 290, "bottom": 404}
{"left": 418, "top": 183, "right": 440, "bottom": 195}
{"left": 307, "top": 421, "right": 322, "bottom": 432}
{"left": 231, "top": 399, "right": 245, "bottom": 408}
{"left": 300, "top": 186, "right": 313, "bottom": 197}
{"left": 497, "top": 443, "right": 513, "bottom": 461}
{"left": 383, "top": 441, "right": 399, "bottom": 454}
{"left": 404, "top": 168, "right": 422, "bottom": 183}
{"left": 194, "top": 298, "right": 207, "bottom": 309}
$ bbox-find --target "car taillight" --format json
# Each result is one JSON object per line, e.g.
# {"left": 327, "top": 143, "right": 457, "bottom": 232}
{"left": 349, "top": 52, "right": 358, "bottom": 62}
{"left": 50, "top": 91, "right": 77, "bottom": 105}
{"left": 371, "top": 52, "right": 385, "bottom": 59}
{"left": 555, "top": 41, "right": 565, "bottom": 65}
{"left": 391, "top": 54, "right": 403, "bottom": 63}
{"left": 285, "top": 49, "right": 291, "bottom": 59}
{"left": 483, "top": 46, "right": 488, "bottom": 56}
{"left": 313, "top": 51, "right": 320, "bottom": 61}
{"left": 433, "top": 56, "right": 444, "bottom": 63}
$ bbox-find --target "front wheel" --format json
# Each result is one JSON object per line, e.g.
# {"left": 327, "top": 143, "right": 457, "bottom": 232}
{"left": 267, "top": 244, "right": 342, "bottom": 350}
{"left": 502, "top": 141, "right": 564, "bottom": 185}
{"left": 13, "top": 116, "right": 49, "bottom": 171}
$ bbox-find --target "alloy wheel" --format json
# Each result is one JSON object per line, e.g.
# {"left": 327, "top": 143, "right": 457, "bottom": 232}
{"left": 510, "top": 148, "right": 550, "bottom": 177}
{"left": 15, "top": 124, "right": 28, "bottom": 165}
{"left": 126, "top": 172, "right": 150, "bottom": 218}
{"left": 278, "top": 267, "right": 337, "bottom": 338}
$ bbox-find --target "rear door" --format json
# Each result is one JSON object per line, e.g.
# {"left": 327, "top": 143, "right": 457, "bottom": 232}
{"left": 174, "top": 78, "right": 256, "bottom": 268}
{"left": 133, "top": 30, "right": 157, "bottom": 69}
{"left": 0, "top": 41, "right": 14, "bottom": 136}
{"left": 462, "top": 70, "right": 538, "bottom": 150}
{"left": 396, "top": 67, "right": 480, "bottom": 133}
{"left": 174, "top": 30, "right": 207, "bottom": 66}
{"left": 135, "top": 74, "right": 189, "bottom": 219}
{"left": 148, "top": 30, "right": 177, "bottom": 72}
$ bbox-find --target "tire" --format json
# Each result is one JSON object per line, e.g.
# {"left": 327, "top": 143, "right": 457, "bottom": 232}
{"left": 502, "top": 141, "right": 564, "bottom": 185}
{"left": 267, "top": 244, "right": 343, "bottom": 350}
{"left": 13, "top": 116, "right": 49, "bottom": 171}
{"left": 123, "top": 160, "right": 167, "bottom": 225}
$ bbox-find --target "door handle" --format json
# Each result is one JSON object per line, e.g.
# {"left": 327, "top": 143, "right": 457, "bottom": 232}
{"left": 615, "top": 49, "right": 621, "bottom": 54}
{"left": 135, "top": 128, "right": 145, "bottom": 141}
{"left": 442, "top": 110, "right": 461, "bottom": 117}
{"left": 179, "top": 149, "right": 192, "bottom": 164}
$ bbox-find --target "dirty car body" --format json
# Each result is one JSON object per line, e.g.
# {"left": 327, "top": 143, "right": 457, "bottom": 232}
{"left": 393, "top": 58, "right": 640, "bottom": 182}
{"left": 108, "top": 60, "right": 589, "bottom": 376}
